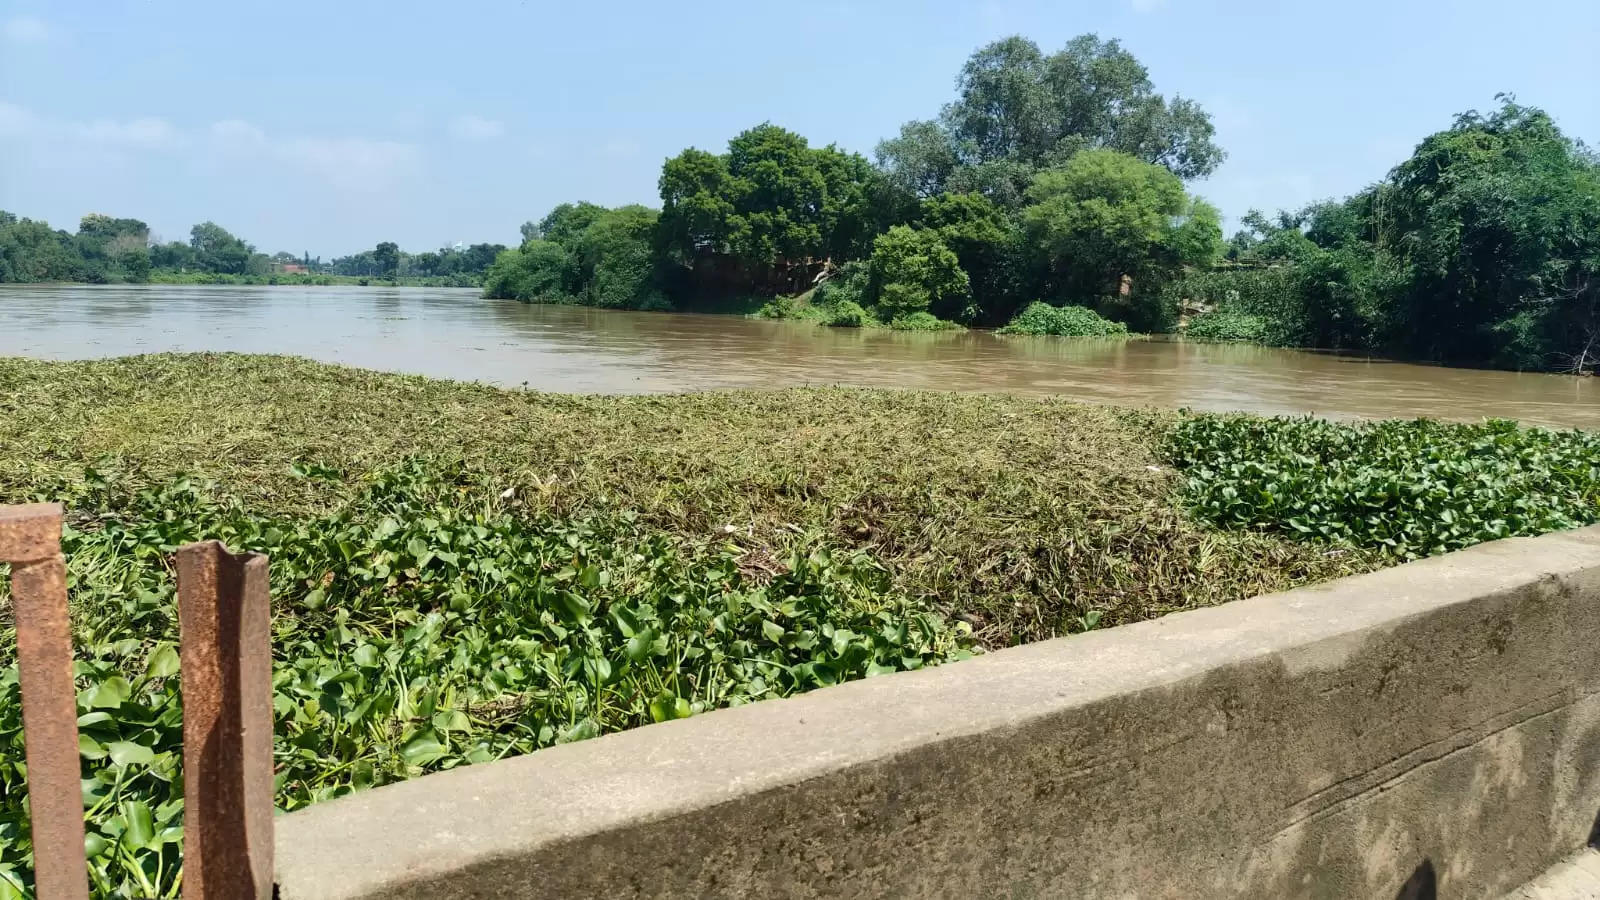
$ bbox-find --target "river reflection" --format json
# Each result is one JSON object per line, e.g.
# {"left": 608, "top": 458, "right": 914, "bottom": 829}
{"left": 1, "top": 284, "right": 1596, "bottom": 428}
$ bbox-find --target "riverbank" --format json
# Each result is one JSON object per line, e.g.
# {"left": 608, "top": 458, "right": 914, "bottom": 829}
{"left": 3, "top": 353, "right": 1598, "bottom": 895}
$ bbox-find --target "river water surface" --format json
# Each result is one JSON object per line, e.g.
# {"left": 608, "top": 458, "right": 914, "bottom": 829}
{"left": 2, "top": 284, "right": 1597, "bottom": 428}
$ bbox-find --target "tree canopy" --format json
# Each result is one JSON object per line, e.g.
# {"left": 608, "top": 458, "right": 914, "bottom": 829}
{"left": 878, "top": 35, "right": 1223, "bottom": 205}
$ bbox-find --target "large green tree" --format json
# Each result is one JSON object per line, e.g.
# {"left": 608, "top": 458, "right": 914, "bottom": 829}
{"left": 867, "top": 225, "right": 970, "bottom": 319}
{"left": 1021, "top": 149, "right": 1220, "bottom": 325}
{"left": 878, "top": 35, "right": 1223, "bottom": 205}
{"left": 659, "top": 124, "right": 886, "bottom": 296}
{"left": 189, "top": 221, "right": 253, "bottom": 274}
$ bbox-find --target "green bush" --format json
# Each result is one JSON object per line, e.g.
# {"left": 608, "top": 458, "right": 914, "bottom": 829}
{"left": 1167, "top": 415, "right": 1600, "bottom": 559}
{"left": 827, "top": 300, "right": 871, "bottom": 328}
{"left": 998, "top": 302, "right": 1129, "bottom": 337}
{"left": 1184, "top": 310, "right": 1269, "bottom": 343}
{"left": 867, "top": 225, "right": 969, "bottom": 319}
{"left": 0, "top": 460, "right": 973, "bottom": 896}
{"left": 813, "top": 260, "right": 871, "bottom": 311}
{"left": 889, "top": 311, "right": 963, "bottom": 331}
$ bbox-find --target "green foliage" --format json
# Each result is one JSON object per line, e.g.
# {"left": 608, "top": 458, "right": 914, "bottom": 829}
{"left": 1168, "top": 415, "right": 1600, "bottom": 559}
{"left": 917, "top": 192, "right": 1022, "bottom": 323}
{"left": 0, "top": 460, "right": 974, "bottom": 896}
{"left": 826, "top": 300, "right": 871, "bottom": 328}
{"left": 0, "top": 212, "right": 84, "bottom": 282}
{"left": 1164, "top": 268, "right": 1304, "bottom": 345}
{"left": 188, "top": 222, "right": 253, "bottom": 275}
{"left": 876, "top": 34, "right": 1223, "bottom": 205}
{"left": 484, "top": 205, "right": 666, "bottom": 310}
{"left": 889, "top": 311, "right": 963, "bottom": 331}
{"left": 659, "top": 124, "right": 885, "bottom": 298}
{"left": 1208, "top": 98, "right": 1600, "bottom": 371}
{"left": 372, "top": 241, "right": 400, "bottom": 277}
{"left": 867, "top": 226, "right": 969, "bottom": 319}
{"left": 1183, "top": 310, "right": 1269, "bottom": 343}
{"left": 998, "top": 302, "right": 1129, "bottom": 337}
{"left": 481, "top": 241, "right": 573, "bottom": 303}
{"left": 813, "top": 260, "right": 871, "bottom": 310}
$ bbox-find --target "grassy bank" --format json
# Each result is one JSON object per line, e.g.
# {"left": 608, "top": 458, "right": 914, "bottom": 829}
{"left": 5, "top": 354, "right": 1598, "bottom": 896}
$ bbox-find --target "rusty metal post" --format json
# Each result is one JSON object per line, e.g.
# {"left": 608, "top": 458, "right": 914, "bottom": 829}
{"left": 177, "top": 541, "right": 273, "bottom": 900}
{"left": 0, "top": 503, "right": 89, "bottom": 900}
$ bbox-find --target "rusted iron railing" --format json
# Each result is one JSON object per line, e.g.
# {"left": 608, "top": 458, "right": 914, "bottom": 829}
{"left": 1, "top": 504, "right": 274, "bottom": 900}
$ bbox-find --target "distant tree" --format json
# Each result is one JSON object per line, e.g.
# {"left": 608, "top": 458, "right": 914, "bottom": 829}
{"left": 189, "top": 221, "right": 253, "bottom": 274}
{"left": 373, "top": 241, "right": 400, "bottom": 276}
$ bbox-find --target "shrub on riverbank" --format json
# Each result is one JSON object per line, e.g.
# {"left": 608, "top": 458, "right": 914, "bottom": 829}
{"left": 889, "top": 311, "right": 964, "bottom": 331}
{"left": 998, "top": 302, "right": 1129, "bottom": 337}
{"left": 1184, "top": 309, "right": 1270, "bottom": 343}
{"left": 1168, "top": 415, "right": 1600, "bottom": 558}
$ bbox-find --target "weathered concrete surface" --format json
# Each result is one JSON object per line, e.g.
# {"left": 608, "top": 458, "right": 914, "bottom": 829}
{"left": 1504, "top": 850, "right": 1600, "bottom": 899}
{"left": 275, "top": 526, "right": 1600, "bottom": 899}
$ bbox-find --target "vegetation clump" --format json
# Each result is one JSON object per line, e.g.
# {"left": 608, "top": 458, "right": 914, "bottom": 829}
{"left": 1183, "top": 309, "right": 1270, "bottom": 343}
{"left": 1168, "top": 415, "right": 1600, "bottom": 559}
{"left": 999, "top": 302, "right": 1129, "bottom": 337}
{"left": 0, "top": 458, "right": 971, "bottom": 896}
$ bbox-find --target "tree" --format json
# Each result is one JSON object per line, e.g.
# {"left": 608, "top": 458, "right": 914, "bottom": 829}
{"left": 917, "top": 192, "right": 1020, "bottom": 322}
{"left": 1380, "top": 99, "right": 1600, "bottom": 368}
{"left": 867, "top": 225, "right": 969, "bottom": 319}
{"left": 1021, "top": 149, "right": 1220, "bottom": 324}
{"left": 658, "top": 124, "right": 883, "bottom": 296}
{"left": 875, "top": 120, "right": 960, "bottom": 201}
{"left": 482, "top": 241, "right": 573, "bottom": 302}
{"left": 373, "top": 242, "right": 400, "bottom": 276}
{"left": 189, "top": 221, "right": 253, "bottom": 274}
{"left": 486, "top": 204, "right": 664, "bottom": 309}
{"left": 876, "top": 35, "right": 1224, "bottom": 207}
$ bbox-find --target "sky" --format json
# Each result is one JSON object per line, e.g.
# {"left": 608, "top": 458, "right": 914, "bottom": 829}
{"left": 2, "top": 0, "right": 1597, "bottom": 257}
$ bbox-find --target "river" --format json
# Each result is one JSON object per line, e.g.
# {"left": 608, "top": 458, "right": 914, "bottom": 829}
{"left": 2, "top": 284, "right": 1597, "bottom": 428}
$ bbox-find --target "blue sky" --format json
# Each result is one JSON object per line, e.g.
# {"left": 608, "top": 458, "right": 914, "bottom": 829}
{"left": 2, "top": 0, "right": 1596, "bottom": 256}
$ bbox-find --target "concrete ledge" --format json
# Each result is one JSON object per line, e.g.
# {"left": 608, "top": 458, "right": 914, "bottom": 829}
{"left": 275, "top": 526, "right": 1600, "bottom": 899}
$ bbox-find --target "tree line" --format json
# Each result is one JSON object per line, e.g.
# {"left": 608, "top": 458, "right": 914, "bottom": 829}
{"left": 485, "top": 34, "right": 1224, "bottom": 332}
{"left": 1174, "top": 98, "right": 1600, "bottom": 372}
{"left": 486, "top": 34, "right": 1599, "bottom": 371}
{"left": 0, "top": 215, "right": 504, "bottom": 285}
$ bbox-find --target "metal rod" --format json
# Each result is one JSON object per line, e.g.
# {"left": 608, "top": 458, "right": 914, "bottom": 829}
{"left": 1, "top": 503, "right": 89, "bottom": 900}
{"left": 178, "top": 541, "right": 274, "bottom": 900}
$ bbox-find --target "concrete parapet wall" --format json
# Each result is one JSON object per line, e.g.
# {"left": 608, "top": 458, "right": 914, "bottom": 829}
{"left": 275, "top": 526, "right": 1600, "bottom": 899}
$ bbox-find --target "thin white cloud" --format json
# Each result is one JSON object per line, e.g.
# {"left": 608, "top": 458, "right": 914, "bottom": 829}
{"left": 210, "top": 119, "right": 267, "bottom": 146}
{"left": 279, "top": 136, "right": 421, "bottom": 187}
{"left": 2, "top": 15, "right": 49, "bottom": 44}
{"left": 601, "top": 138, "right": 640, "bottom": 159}
{"left": 0, "top": 101, "right": 181, "bottom": 150}
{"left": 449, "top": 115, "right": 505, "bottom": 142}
{"left": 76, "top": 117, "right": 182, "bottom": 149}
{"left": 0, "top": 101, "right": 37, "bottom": 137}
{"left": 208, "top": 119, "right": 422, "bottom": 189}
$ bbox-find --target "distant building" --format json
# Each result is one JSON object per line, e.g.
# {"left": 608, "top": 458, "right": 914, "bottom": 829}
{"left": 272, "top": 262, "right": 310, "bottom": 274}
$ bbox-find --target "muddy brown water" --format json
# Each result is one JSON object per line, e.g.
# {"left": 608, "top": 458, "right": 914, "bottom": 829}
{"left": 2, "top": 284, "right": 1597, "bottom": 428}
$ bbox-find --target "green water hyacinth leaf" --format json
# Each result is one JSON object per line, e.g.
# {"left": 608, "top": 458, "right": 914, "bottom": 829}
{"left": 143, "top": 645, "right": 180, "bottom": 680}
{"left": 400, "top": 730, "right": 448, "bottom": 767}
{"left": 107, "top": 742, "right": 156, "bottom": 768}
{"left": 119, "top": 801, "right": 155, "bottom": 850}
{"left": 0, "top": 455, "right": 975, "bottom": 895}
